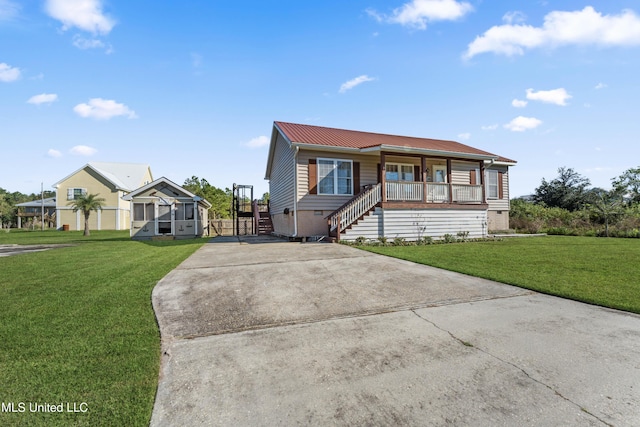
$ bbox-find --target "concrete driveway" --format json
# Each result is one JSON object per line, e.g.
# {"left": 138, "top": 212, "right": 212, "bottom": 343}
{"left": 151, "top": 236, "right": 640, "bottom": 426}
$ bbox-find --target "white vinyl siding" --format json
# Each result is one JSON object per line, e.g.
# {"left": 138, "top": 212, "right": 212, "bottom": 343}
{"left": 268, "top": 133, "right": 296, "bottom": 215}
{"left": 341, "top": 208, "right": 488, "bottom": 241}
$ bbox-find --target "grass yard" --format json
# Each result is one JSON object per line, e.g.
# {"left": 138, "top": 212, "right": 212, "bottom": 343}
{"left": 0, "top": 230, "right": 206, "bottom": 426}
{"left": 358, "top": 235, "right": 640, "bottom": 314}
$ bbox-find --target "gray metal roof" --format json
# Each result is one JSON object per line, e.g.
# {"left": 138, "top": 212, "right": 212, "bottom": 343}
{"left": 53, "top": 162, "right": 152, "bottom": 191}
{"left": 16, "top": 197, "right": 57, "bottom": 207}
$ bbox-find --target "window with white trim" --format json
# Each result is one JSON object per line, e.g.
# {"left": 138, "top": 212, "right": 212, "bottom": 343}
{"left": 133, "top": 203, "right": 155, "bottom": 221}
{"left": 385, "top": 163, "right": 414, "bottom": 181}
{"left": 67, "top": 188, "right": 87, "bottom": 200}
{"left": 318, "top": 159, "right": 353, "bottom": 195}
{"left": 486, "top": 169, "right": 499, "bottom": 199}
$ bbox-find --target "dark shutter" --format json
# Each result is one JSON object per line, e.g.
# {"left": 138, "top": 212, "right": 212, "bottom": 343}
{"left": 470, "top": 169, "right": 477, "bottom": 185}
{"left": 309, "top": 159, "right": 317, "bottom": 195}
{"left": 413, "top": 165, "right": 420, "bottom": 182}
{"left": 353, "top": 162, "right": 360, "bottom": 194}
{"left": 498, "top": 171, "right": 504, "bottom": 199}
{"left": 377, "top": 164, "right": 381, "bottom": 183}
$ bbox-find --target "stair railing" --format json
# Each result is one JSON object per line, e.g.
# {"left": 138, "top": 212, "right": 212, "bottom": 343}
{"left": 328, "top": 183, "right": 381, "bottom": 236}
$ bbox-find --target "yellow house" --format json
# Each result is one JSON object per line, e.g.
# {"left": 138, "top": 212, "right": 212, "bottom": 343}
{"left": 53, "top": 162, "right": 153, "bottom": 231}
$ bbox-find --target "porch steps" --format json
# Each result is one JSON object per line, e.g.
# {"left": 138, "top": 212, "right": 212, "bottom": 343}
{"left": 152, "top": 236, "right": 175, "bottom": 241}
{"left": 341, "top": 207, "right": 383, "bottom": 242}
{"left": 257, "top": 212, "right": 274, "bottom": 235}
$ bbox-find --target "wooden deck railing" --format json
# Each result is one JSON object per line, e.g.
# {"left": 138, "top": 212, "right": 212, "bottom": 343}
{"left": 385, "top": 181, "right": 423, "bottom": 201}
{"left": 328, "top": 183, "right": 381, "bottom": 233}
{"left": 451, "top": 184, "right": 483, "bottom": 203}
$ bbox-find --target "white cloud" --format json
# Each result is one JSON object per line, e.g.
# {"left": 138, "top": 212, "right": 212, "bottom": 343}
{"left": 595, "top": 82, "right": 607, "bottom": 89}
{"left": 504, "top": 116, "right": 542, "bottom": 132}
{"left": 512, "top": 98, "right": 528, "bottom": 108}
{"left": 464, "top": 6, "right": 640, "bottom": 59}
{"left": 245, "top": 135, "right": 269, "bottom": 148}
{"left": 526, "top": 88, "right": 571, "bottom": 106}
{"left": 0, "top": 0, "right": 20, "bottom": 21}
{"left": 45, "top": 0, "right": 115, "bottom": 34}
{"left": 70, "top": 145, "right": 97, "bottom": 156}
{"left": 502, "top": 11, "right": 526, "bottom": 25}
{"left": 0, "top": 62, "right": 20, "bottom": 82}
{"left": 481, "top": 124, "right": 498, "bottom": 131}
{"left": 73, "top": 98, "right": 137, "bottom": 120}
{"left": 47, "top": 149, "right": 62, "bottom": 158}
{"left": 368, "top": 0, "right": 473, "bottom": 30}
{"left": 72, "top": 35, "right": 105, "bottom": 49}
{"left": 457, "top": 132, "right": 470, "bottom": 140}
{"left": 27, "top": 93, "right": 58, "bottom": 105}
{"left": 339, "top": 75, "right": 376, "bottom": 93}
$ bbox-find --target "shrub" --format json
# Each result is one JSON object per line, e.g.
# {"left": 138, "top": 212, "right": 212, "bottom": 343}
{"left": 442, "top": 234, "right": 457, "bottom": 243}
{"left": 354, "top": 236, "right": 367, "bottom": 245}
{"left": 393, "top": 237, "right": 407, "bottom": 246}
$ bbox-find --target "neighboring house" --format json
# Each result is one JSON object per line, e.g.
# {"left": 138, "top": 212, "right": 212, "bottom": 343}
{"left": 264, "top": 121, "right": 517, "bottom": 241}
{"left": 15, "top": 197, "right": 57, "bottom": 229}
{"left": 122, "top": 177, "right": 211, "bottom": 240}
{"left": 52, "top": 162, "right": 153, "bottom": 231}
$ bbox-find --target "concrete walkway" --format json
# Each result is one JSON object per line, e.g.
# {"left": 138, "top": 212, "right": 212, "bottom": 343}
{"left": 151, "top": 236, "right": 640, "bottom": 426}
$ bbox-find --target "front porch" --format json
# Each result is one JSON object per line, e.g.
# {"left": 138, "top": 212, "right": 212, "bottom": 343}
{"left": 328, "top": 152, "right": 489, "bottom": 240}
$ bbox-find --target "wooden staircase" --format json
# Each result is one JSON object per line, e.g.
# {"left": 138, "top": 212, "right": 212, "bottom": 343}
{"left": 257, "top": 211, "right": 273, "bottom": 235}
{"left": 327, "top": 183, "right": 382, "bottom": 242}
{"left": 253, "top": 199, "right": 273, "bottom": 235}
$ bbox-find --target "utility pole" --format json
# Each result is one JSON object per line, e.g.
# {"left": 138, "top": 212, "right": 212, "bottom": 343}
{"left": 41, "top": 182, "right": 45, "bottom": 230}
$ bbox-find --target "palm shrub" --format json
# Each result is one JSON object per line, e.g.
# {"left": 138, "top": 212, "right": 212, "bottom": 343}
{"left": 68, "top": 193, "right": 106, "bottom": 236}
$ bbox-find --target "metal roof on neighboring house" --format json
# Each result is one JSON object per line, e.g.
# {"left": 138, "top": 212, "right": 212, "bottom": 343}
{"left": 16, "top": 197, "right": 57, "bottom": 207}
{"left": 53, "top": 162, "right": 152, "bottom": 191}
{"left": 273, "top": 121, "right": 517, "bottom": 163}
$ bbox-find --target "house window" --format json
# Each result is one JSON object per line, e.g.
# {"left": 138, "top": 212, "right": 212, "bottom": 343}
{"left": 67, "top": 188, "right": 87, "bottom": 200}
{"left": 487, "top": 170, "right": 499, "bottom": 199}
{"left": 318, "top": 159, "right": 353, "bottom": 195}
{"left": 386, "top": 163, "right": 414, "bottom": 181}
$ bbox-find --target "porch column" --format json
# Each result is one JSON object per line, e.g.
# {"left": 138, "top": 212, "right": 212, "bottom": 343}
{"left": 480, "top": 160, "right": 486, "bottom": 204}
{"left": 446, "top": 159, "right": 452, "bottom": 203}
{"left": 381, "top": 152, "right": 387, "bottom": 203}
{"left": 421, "top": 156, "right": 427, "bottom": 203}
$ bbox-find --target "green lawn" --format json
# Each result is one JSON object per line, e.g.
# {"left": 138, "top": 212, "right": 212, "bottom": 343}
{"left": 0, "top": 230, "right": 206, "bottom": 426}
{"left": 358, "top": 236, "right": 640, "bottom": 314}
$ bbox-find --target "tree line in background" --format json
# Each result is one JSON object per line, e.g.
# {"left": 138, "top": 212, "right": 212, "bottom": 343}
{"left": 511, "top": 166, "right": 640, "bottom": 237}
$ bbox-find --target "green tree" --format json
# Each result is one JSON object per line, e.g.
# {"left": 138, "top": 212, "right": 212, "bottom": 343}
{"left": 612, "top": 167, "right": 640, "bottom": 205}
{"left": 586, "top": 188, "right": 624, "bottom": 237}
{"left": 68, "top": 193, "right": 106, "bottom": 236}
{"left": 183, "top": 176, "right": 232, "bottom": 219}
{"left": 0, "top": 188, "right": 12, "bottom": 227}
{"left": 533, "top": 167, "right": 591, "bottom": 211}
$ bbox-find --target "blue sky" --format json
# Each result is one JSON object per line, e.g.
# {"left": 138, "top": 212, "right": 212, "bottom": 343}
{"left": 2, "top": 0, "right": 640, "bottom": 198}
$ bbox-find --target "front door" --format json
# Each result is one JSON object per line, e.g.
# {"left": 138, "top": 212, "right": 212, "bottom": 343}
{"left": 157, "top": 204, "right": 173, "bottom": 235}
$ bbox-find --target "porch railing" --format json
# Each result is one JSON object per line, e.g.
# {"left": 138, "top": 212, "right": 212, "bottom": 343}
{"left": 329, "top": 183, "right": 381, "bottom": 232}
{"left": 385, "top": 182, "right": 482, "bottom": 203}
{"left": 452, "top": 184, "right": 483, "bottom": 203}
{"left": 385, "top": 181, "right": 423, "bottom": 201}
{"left": 425, "top": 183, "right": 449, "bottom": 203}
